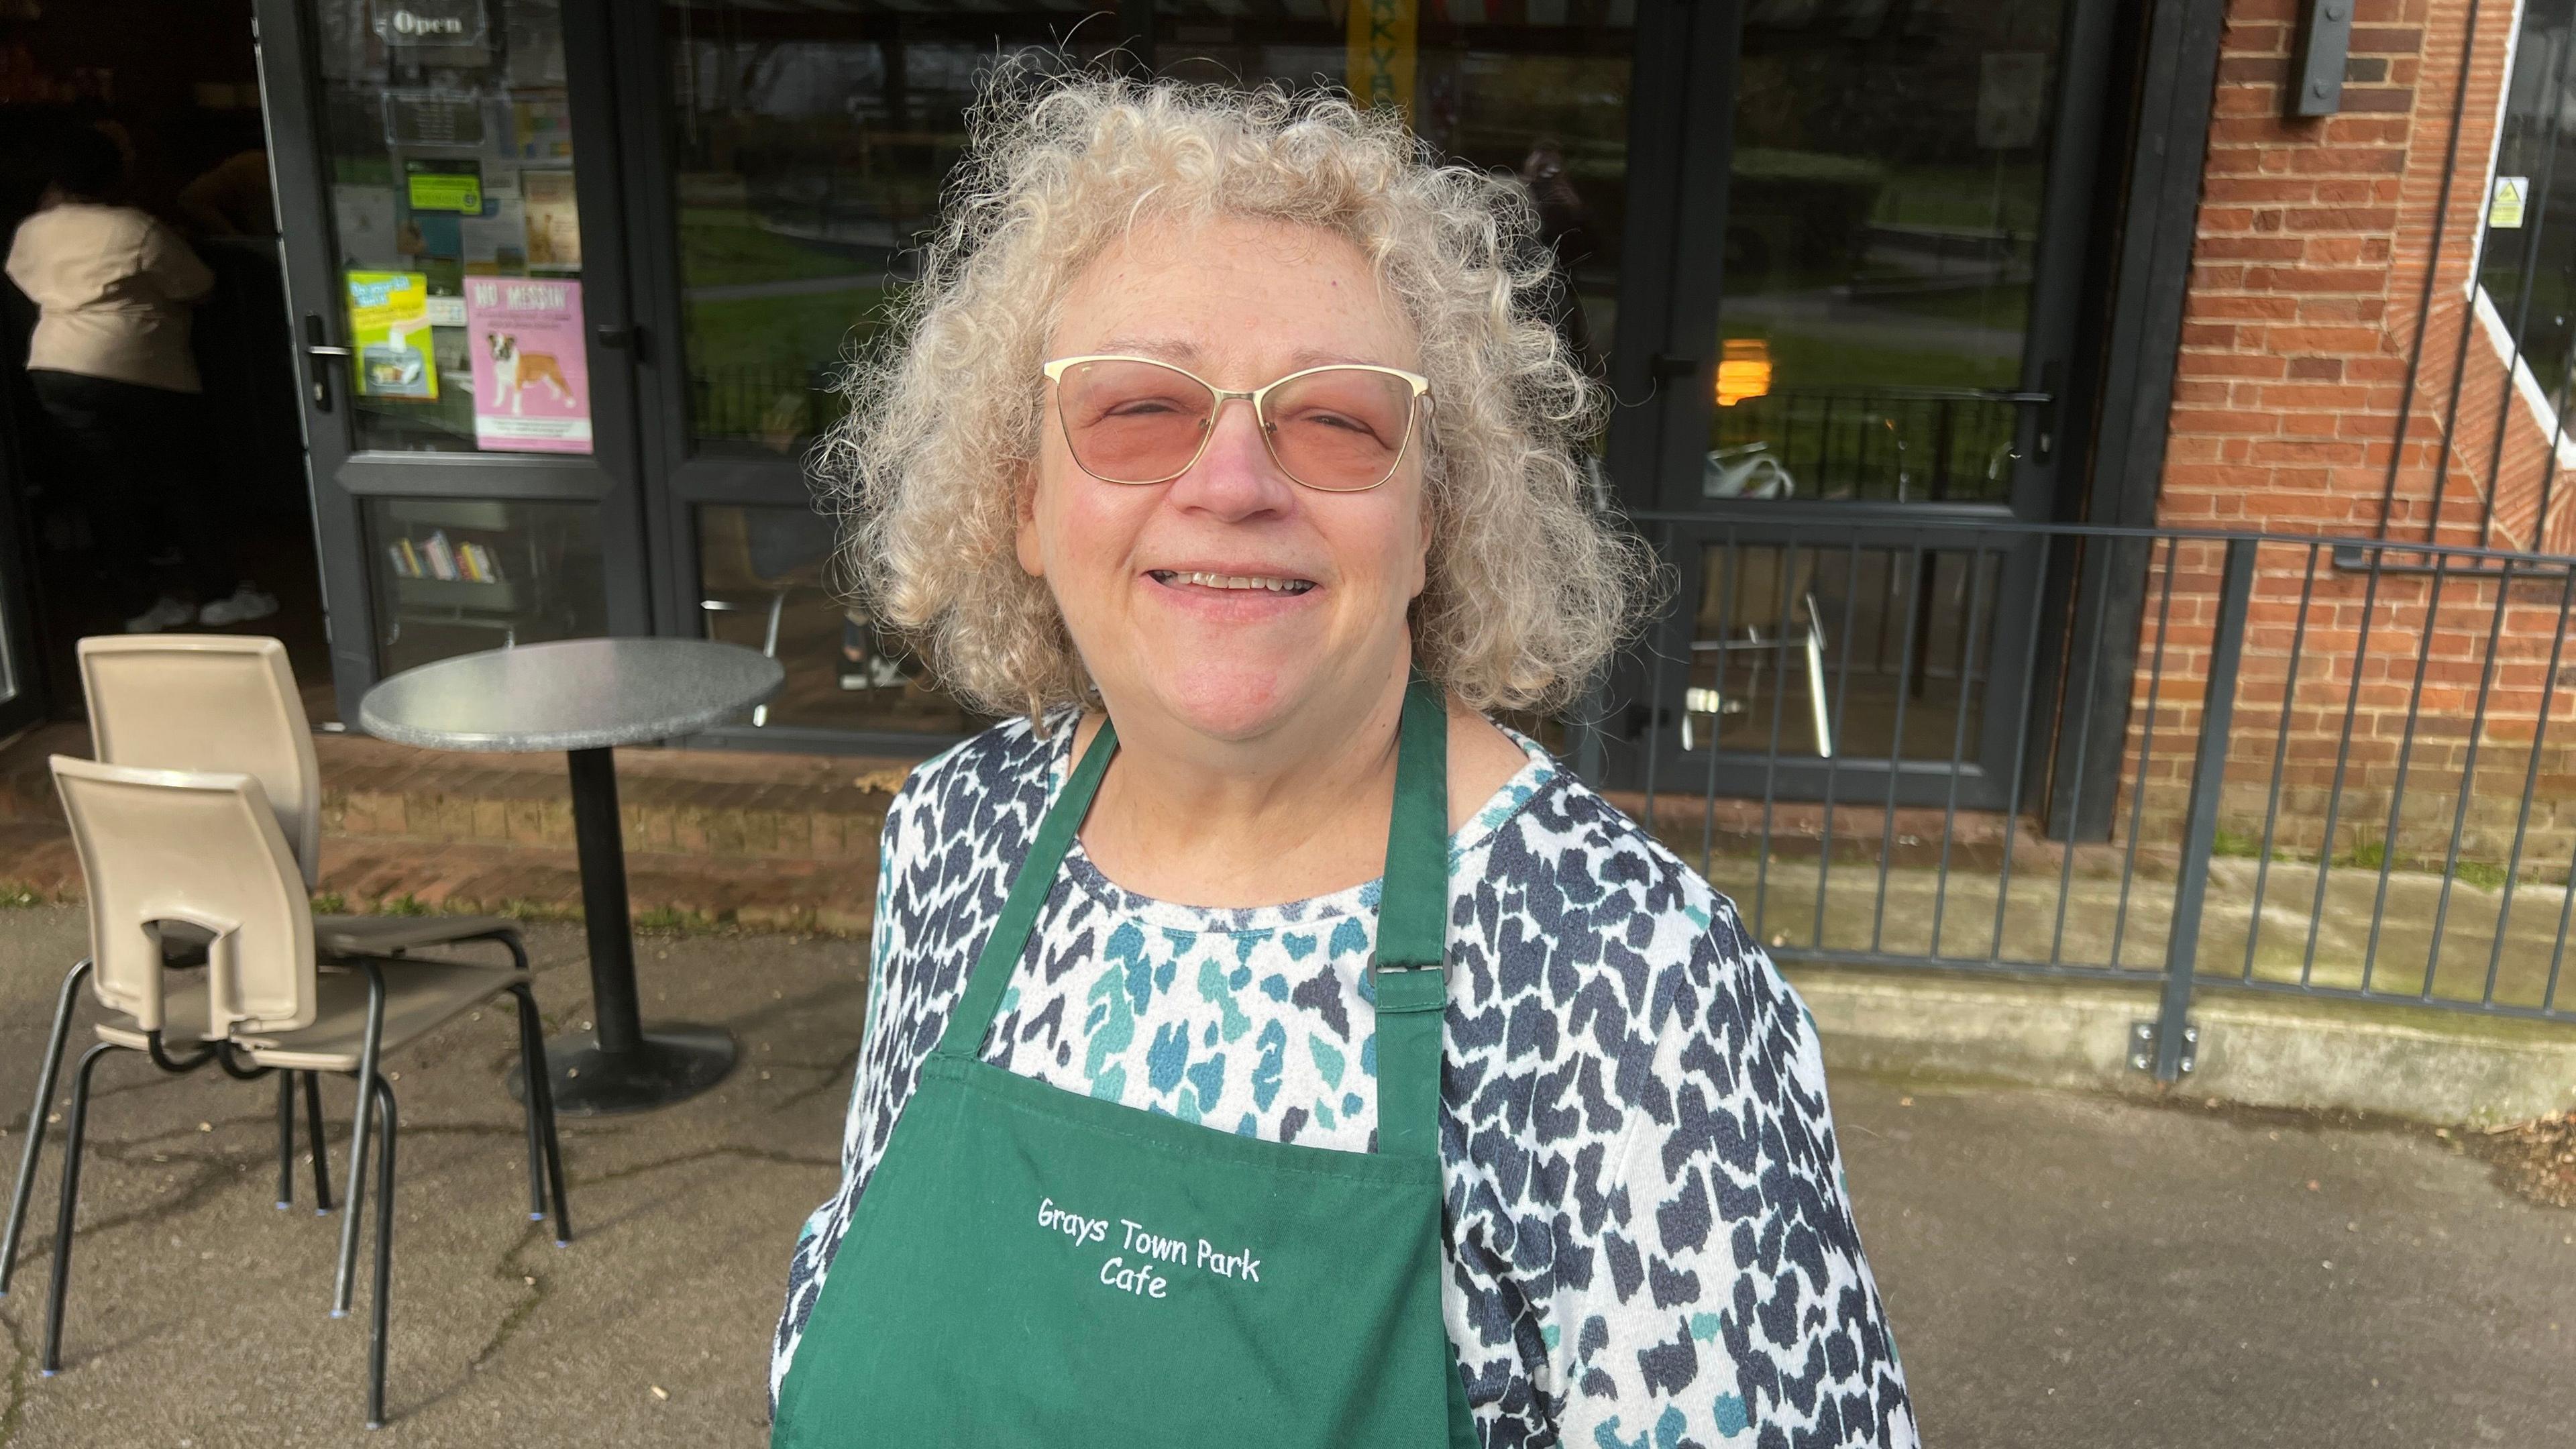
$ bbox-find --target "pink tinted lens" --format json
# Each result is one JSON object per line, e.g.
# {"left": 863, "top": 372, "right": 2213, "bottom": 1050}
{"left": 1053, "top": 359, "right": 1217, "bottom": 483}
{"left": 1263, "top": 368, "right": 1416, "bottom": 490}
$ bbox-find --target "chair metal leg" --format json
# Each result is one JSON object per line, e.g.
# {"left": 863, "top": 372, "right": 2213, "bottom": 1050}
{"left": 333, "top": 961, "right": 388, "bottom": 1317}
{"left": 511, "top": 983, "right": 572, "bottom": 1244}
{"left": 40, "top": 1043, "right": 115, "bottom": 1375}
{"left": 304, "top": 1070, "right": 333, "bottom": 1214}
{"left": 753, "top": 589, "right": 788, "bottom": 728}
{"left": 1803, "top": 599, "right": 1834, "bottom": 760}
{"left": 3, "top": 958, "right": 91, "bottom": 1297}
{"left": 511, "top": 988, "right": 546, "bottom": 1222}
{"left": 276, "top": 1071, "right": 299, "bottom": 1209}
{"left": 364, "top": 1072, "right": 397, "bottom": 1430}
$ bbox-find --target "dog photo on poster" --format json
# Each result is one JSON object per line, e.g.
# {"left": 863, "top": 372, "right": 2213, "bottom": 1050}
{"left": 464, "top": 275, "right": 592, "bottom": 453}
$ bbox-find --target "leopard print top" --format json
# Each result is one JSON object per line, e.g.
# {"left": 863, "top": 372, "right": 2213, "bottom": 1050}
{"left": 772, "top": 716, "right": 1917, "bottom": 1448}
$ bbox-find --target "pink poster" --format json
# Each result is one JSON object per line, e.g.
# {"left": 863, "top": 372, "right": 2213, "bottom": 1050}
{"left": 464, "top": 276, "right": 592, "bottom": 453}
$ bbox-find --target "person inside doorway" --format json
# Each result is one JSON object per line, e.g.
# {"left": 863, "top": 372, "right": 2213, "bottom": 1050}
{"left": 7, "top": 125, "right": 276, "bottom": 633}
{"left": 769, "top": 70, "right": 1917, "bottom": 1448}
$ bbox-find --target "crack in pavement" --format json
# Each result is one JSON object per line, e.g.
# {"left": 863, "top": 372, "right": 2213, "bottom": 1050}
{"left": 462, "top": 1144, "right": 839, "bottom": 1375}
{"left": 771, "top": 1046, "right": 863, "bottom": 1111}
{"left": 0, "top": 1293, "right": 30, "bottom": 1449}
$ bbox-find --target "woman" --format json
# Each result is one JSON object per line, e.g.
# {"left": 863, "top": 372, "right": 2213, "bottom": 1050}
{"left": 772, "top": 73, "right": 1915, "bottom": 1448}
{"left": 7, "top": 126, "right": 275, "bottom": 632}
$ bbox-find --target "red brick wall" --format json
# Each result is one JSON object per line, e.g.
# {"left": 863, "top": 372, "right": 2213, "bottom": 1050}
{"left": 2127, "top": 0, "right": 2576, "bottom": 871}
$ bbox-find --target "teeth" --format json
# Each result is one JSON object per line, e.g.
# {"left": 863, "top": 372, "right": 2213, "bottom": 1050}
{"left": 1162, "top": 570, "right": 1311, "bottom": 594}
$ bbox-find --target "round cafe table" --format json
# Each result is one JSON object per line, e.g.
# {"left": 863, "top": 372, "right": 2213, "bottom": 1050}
{"left": 358, "top": 637, "right": 785, "bottom": 1114}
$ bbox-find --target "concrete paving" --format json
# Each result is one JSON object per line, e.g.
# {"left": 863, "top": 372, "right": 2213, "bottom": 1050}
{"left": 1840, "top": 1082, "right": 2576, "bottom": 1447}
{"left": 0, "top": 904, "right": 2569, "bottom": 1446}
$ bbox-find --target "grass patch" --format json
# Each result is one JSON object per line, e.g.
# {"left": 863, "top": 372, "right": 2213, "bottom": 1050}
{"left": 2451, "top": 860, "right": 2511, "bottom": 892}
{"left": 2210, "top": 828, "right": 2266, "bottom": 860}
{"left": 633, "top": 904, "right": 731, "bottom": 935}
{"left": 0, "top": 881, "right": 46, "bottom": 908}
{"left": 2339, "top": 838, "right": 2390, "bottom": 871}
{"left": 378, "top": 894, "right": 431, "bottom": 917}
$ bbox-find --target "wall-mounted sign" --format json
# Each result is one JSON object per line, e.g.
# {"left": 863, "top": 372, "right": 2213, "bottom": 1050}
{"left": 2491, "top": 176, "right": 2530, "bottom": 230}
{"left": 374, "top": 0, "right": 487, "bottom": 47}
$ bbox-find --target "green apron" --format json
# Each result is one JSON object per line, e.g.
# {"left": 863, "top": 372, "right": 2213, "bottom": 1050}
{"left": 774, "top": 678, "right": 1478, "bottom": 1448}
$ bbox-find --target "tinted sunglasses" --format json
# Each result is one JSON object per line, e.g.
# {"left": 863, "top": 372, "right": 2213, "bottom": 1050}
{"left": 1041, "top": 355, "right": 1433, "bottom": 493}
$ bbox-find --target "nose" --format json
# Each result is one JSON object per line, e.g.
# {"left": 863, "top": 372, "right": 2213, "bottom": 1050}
{"left": 1165, "top": 394, "right": 1297, "bottom": 518}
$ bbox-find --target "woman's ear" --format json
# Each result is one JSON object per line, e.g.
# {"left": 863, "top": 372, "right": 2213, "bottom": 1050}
{"left": 1014, "top": 463, "right": 1045, "bottom": 578}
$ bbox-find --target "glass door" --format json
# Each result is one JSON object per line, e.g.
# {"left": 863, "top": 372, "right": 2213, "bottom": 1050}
{"left": 0, "top": 449, "right": 41, "bottom": 737}
{"left": 257, "top": 0, "right": 650, "bottom": 720}
{"left": 618, "top": 3, "right": 1138, "bottom": 750}
{"left": 1626, "top": 0, "right": 2119, "bottom": 808}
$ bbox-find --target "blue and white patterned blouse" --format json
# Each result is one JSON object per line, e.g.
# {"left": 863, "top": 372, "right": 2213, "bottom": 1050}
{"left": 773, "top": 715, "right": 1917, "bottom": 1448}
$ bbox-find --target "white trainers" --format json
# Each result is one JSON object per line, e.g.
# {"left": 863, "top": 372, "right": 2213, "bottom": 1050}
{"left": 197, "top": 585, "right": 280, "bottom": 627}
{"left": 123, "top": 596, "right": 194, "bottom": 633}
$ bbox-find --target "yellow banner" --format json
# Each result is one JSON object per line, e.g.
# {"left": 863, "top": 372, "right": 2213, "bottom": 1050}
{"left": 1346, "top": 0, "right": 1416, "bottom": 116}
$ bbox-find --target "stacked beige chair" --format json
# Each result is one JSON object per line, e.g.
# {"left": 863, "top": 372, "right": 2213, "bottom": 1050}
{"left": 0, "top": 637, "right": 570, "bottom": 1429}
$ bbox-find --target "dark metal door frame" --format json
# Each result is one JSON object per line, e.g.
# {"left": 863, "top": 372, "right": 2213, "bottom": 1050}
{"left": 606, "top": 4, "right": 1170, "bottom": 757}
{"left": 1602, "top": 0, "right": 2127, "bottom": 812}
{"left": 256, "top": 0, "right": 656, "bottom": 727}
{"left": 0, "top": 414, "right": 46, "bottom": 737}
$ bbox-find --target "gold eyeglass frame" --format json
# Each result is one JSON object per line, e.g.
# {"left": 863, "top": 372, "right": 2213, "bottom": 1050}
{"left": 1040, "top": 354, "right": 1434, "bottom": 493}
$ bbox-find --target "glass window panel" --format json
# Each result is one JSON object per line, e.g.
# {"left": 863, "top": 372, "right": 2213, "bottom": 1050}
{"left": 695, "top": 504, "right": 985, "bottom": 734}
{"left": 365, "top": 497, "right": 606, "bottom": 674}
{"left": 2481, "top": 0, "right": 2576, "bottom": 409}
{"left": 1683, "top": 543, "right": 2000, "bottom": 763}
{"left": 0, "top": 564, "right": 19, "bottom": 710}
{"left": 1157, "top": 4, "right": 1632, "bottom": 376}
{"left": 664, "top": 5, "right": 1122, "bottom": 455}
{"left": 317, "top": 0, "right": 592, "bottom": 455}
{"left": 1705, "top": 0, "right": 2063, "bottom": 505}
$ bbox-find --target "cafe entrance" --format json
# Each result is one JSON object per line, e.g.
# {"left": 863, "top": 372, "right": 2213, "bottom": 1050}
{"left": 246, "top": 0, "right": 2135, "bottom": 794}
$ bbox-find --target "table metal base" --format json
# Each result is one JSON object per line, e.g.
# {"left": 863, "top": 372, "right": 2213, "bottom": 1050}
{"left": 511, "top": 1026, "right": 738, "bottom": 1117}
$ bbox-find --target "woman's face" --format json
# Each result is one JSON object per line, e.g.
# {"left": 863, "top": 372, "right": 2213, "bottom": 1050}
{"left": 1020, "top": 214, "right": 1429, "bottom": 743}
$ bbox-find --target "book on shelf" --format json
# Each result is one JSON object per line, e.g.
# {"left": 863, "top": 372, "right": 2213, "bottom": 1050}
{"left": 423, "top": 530, "right": 458, "bottom": 581}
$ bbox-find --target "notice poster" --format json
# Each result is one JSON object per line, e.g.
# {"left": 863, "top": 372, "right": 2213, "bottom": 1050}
{"left": 464, "top": 275, "right": 590, "bottom": 453}
{"left": 460, "top": 197, "right": 527, "bottom": 270}
{"left": 345, "top": 270, "right": 438, "bottom": 399}
{"left": 331, "top": 184, "right": 400, "bottom": 268}
{"left": 521, "top": 169, "right": 581, "bottom": 268}
{"left": 405, "top": 157, "right": 483, "bottom": 213}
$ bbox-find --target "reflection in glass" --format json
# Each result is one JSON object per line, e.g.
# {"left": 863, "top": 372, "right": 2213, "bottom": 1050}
{"left": 1707, "top": 3, "right": 2063, "bottom": 505}
{"left": 316, "top": 0, "right": 590, "bottom": 455}
{"left": 696, "top": 505, "right": 984, "bottom": 735}
{"left": 1684, "top": 544, "right": 2000, "bottom": 763}
{"left": 0, "top": 561, "right": 17, "bottom": 708}
{"left": 1157, "top": 5, "right": 1631, "bottom": 375}
{"left": 664, "top": 4, "right": 1121, "bottom": 453}
{"left": 364, "top": 498, "right": 606, "bottom": 676}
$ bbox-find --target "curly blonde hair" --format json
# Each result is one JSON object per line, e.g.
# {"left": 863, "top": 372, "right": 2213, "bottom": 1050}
{"left": 818, "top": 66, "right": 1656, "bottom": 721}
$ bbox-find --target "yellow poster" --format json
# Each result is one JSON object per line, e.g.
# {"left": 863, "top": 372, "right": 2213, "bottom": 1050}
{"left": 345, "top": 270, "right": 439, "bottom": 400}
{"left": 1346, "top": 0, "right": 1416, "bottom": 116}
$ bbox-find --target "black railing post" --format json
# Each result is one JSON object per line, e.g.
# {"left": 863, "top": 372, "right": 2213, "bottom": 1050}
{"left": 2155, "top": 536, "right": 2258, "bottom": 1079}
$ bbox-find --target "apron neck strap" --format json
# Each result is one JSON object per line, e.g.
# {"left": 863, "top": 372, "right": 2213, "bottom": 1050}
{"left": 935, "top": 677, "right": 1453, "bottom": 1163}
{"left": 1368, "top": 676, "right": 1450, "bottom": 1163}
{"left": 934, "top": 712, "right": 1120, "bottom": 1064}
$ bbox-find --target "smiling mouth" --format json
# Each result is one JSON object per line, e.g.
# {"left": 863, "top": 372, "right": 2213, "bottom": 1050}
{"left": 1149, "top": 570, "right": 1317, "bottom": 595}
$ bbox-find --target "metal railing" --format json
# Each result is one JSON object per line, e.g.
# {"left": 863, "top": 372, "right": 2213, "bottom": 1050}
{"left": 689, "top": 364, "right": 844, "bottom": 446}
{"left": 1592, "top": 513, "right": 2576, "bottom": 1079}
{"left": 1710, "top": 387, "right": 2023, "bottom": 504}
